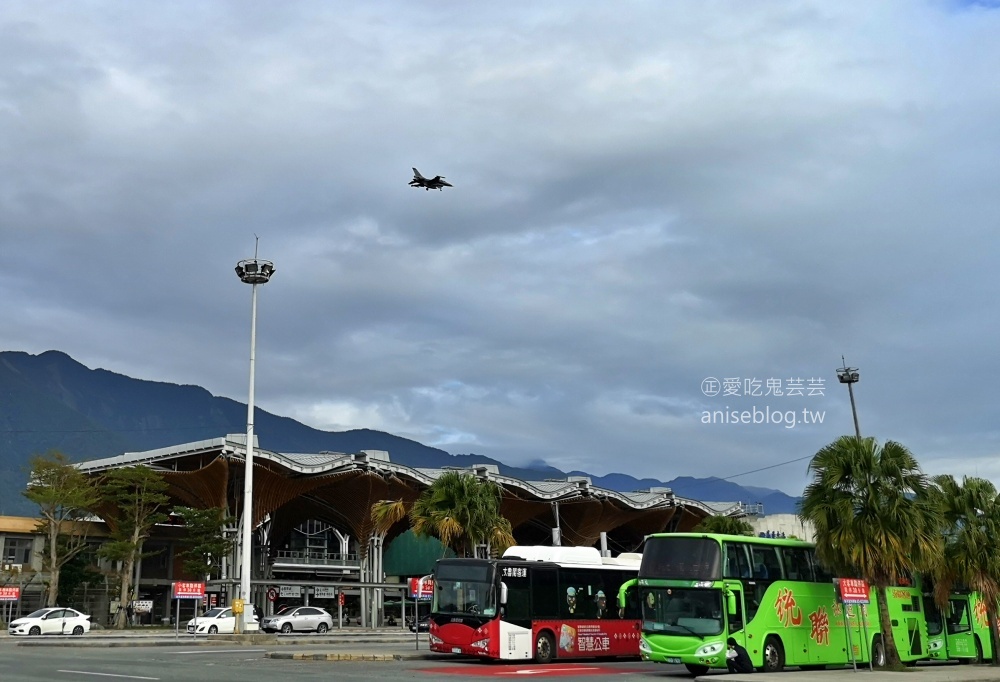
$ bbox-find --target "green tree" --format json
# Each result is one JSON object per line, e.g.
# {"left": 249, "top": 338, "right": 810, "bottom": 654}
{"left": 97, "top": 465, "right": 170, "bottom": 629}
{"left": 799, "top": 436, "right": 940, "bottom": 669}
{"left": 930, "top": 475, "right": 1000, "bottom": 665}
{"left": 174, "top": 506, "right": 234, "bottom": 580}
{"left": 372, "top": 472, "right": 515, "bottom": 558}
{"left": 691, "top": 515, "right": 754, "bottom": 536}
{"left": 22, "top": 451, "right": 102, "bottom": 606}
{"left": 57, "top": 549, "right": 102, "bottom": 606}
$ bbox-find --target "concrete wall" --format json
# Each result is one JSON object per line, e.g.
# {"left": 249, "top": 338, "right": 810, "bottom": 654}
{"left": 749, "top": 514, "right": 815, "bottom": 542}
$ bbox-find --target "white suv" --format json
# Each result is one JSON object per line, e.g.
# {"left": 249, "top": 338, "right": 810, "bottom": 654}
{"left": 260, "top": 606, "right": 333, "bottom": 634}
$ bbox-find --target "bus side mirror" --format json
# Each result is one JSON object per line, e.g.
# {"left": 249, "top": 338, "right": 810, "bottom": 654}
{"left": 500, "top": 582, "right": 508, "bottom": 606}
{"left": 727, "top": 592, "right": 737, "bottom": 615}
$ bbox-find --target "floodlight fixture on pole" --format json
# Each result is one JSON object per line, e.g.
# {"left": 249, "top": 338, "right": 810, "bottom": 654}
{"left": 235, "top": 244, "right": 275, "bottom": 632}
{"left": 835, "top": 356, "right": 862, "bottom": 440}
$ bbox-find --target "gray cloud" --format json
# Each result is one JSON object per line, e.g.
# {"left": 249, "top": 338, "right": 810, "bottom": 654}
{"left": 3, "top": 1, "right": 1000, "bottom": 497}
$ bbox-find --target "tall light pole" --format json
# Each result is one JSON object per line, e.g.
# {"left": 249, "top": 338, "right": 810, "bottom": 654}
{"left": 235, "top": 249, "right": 275, "bottom": 632}
{"left": 836, "top": 356, "right": 861, "bottom": 440}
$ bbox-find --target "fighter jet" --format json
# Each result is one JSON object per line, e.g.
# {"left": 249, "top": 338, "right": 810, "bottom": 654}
{"left": 409, "top": 168, "right": 453, "bottom": 191}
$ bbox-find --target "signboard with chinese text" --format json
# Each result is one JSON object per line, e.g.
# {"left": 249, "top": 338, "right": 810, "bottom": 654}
{"left": 0, "top": 586, "right": 20, "bottom": 601}
{"left": 409, "top": 577, "right": 434, "bottom": 599}
{"left": 314, "top": 586, "right": 336, "bottom": 600}
{"left": 837, "top": 578, "right": 870, "bottom": 604}
{"left": 279, "top": 585, "right": 301, "bottom": 598}
{"left": 172, "top": 581, "right": 206, "bottom": 599}
{"left": 131, "top": 600, "right": 153, "bottom": 614}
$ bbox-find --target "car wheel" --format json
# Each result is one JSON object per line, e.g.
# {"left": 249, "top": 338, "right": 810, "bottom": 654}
{"left": 763, "top": 635, "right": 785, "bottom": 673}
{"left": 72, "top": 625, "right": 84, "bottom": 636}
{"left": 317, "top": 623, "right": 329, "bottom": 634}
{"left": 281, "top": 622, "right": 293, "bottom": 634}
{"left": 208, "top": 625, "right": 218, "bottom": 635}
{"left": 534, "top": 631, "right": 556, "bottom": 664}
{"left": 29, "top": 626, "right": 41, "bottom": 636}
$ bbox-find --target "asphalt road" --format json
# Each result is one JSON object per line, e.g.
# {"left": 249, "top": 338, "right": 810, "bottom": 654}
{"left": 0, "top": 641, "right": 698, "bottom": 682}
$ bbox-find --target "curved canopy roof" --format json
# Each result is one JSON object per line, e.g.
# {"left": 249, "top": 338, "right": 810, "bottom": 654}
{"left": 76, "top": 434, "right": 753, "bottom": 553}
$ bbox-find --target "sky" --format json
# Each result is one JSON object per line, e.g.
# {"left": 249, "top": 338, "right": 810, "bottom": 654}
{"left": 2, "top": 1, "right": 1000, "bottom": 499}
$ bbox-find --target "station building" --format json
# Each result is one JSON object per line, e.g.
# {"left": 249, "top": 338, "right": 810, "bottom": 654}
{"left": 1, "top": 434, "right": 755, "bottom": 627}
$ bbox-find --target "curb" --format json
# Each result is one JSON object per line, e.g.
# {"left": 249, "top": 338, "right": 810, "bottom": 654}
{"left": 266, "top": 651, "right": 433, "bottom": 661}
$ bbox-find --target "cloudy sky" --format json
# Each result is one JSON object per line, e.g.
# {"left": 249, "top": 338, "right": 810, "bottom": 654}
{"left": 3, "top": 1, "right": 999, "bottom": 497}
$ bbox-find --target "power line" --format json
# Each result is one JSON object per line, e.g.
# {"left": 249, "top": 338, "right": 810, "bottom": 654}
{"left": 721, "top": 454, "right": 813, "bottom": 481}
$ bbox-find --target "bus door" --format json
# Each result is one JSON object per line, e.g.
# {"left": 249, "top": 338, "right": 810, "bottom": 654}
{"left": 843, "top": 603, "right": 868, "bottom": 664}
{"left": 947, "top": 596, "right": 975, "bottom": 658}
{"left": 724, "top": 581, "right": 747, "bottom": 649}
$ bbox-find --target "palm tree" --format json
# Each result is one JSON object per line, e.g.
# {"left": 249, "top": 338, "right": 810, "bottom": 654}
{"left": 799, "top": 436, "right": 940, "bottom": 669}
{"left": 692, "top": 514, "right": 754, "bottom": 536}
{"left": 371, "top": 471, "right": 515, "bottom": 558}
{"left": 930, "top": 475, "right": 1000, "bottom": 665}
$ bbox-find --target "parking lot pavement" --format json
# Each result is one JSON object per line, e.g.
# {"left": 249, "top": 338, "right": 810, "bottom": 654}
{"left": 3, "top": 627, "right": 419, "bottom": 647}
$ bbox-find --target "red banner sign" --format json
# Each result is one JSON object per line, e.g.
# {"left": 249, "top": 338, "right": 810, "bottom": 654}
{"left": 409, "top": 577, "right": 434, "bottom": 599}
{"left": 837, "top": 578, "right": 870, "bottom": 604}
{"left": 0, "top": 586, "right": 20, "bottom": 601}
{"left": 172, "top": 581, "right": 206, "bottom": 599}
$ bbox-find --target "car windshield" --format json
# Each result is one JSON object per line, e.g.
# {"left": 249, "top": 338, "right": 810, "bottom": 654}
{"left": 203, "top": 608, "right": 226, "bottom": 618}
{"left": 25, "top": 609, "right": 54, "bottom": 619}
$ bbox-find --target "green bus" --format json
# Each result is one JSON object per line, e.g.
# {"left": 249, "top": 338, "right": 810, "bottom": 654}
{"left": 925, "top": 587, "right": 991, "bottom": 663}
{"left": 619, "top": 532, "right": 928, "bottom": 675}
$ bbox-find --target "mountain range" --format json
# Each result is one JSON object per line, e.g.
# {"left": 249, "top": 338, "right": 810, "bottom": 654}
{"left": 0, "top": 350, "right": 802, "bottom": 517}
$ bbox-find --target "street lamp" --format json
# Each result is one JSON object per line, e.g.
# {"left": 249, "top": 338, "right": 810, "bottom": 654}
{"left": 835, "top": 356, "right": 862, "bottom": 440}
{"left": 235, "top": 251, "right": 275, "bottom": 632}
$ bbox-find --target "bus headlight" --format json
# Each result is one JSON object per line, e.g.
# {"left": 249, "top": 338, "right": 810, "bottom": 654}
{"left": 429, "top": 634, "right": 443, "bottom": 645}
{"left": 929, "top": 640, "right": 942, "bottom": 651}
{"left": 472, "top": 638, "right": 489, "bottom": 649}
{"left": 696, "top": 642, "right": 724, "bottom": 657}
{"left": 639, "top": 639, "right": 652, "bottom": 654}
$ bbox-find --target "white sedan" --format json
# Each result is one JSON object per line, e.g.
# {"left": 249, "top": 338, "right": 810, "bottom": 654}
{"left": 8, "top": 607, "right": 92, "bottom": 636}
{"left": 186, "top": 607, "right": 259, "bottom": 634}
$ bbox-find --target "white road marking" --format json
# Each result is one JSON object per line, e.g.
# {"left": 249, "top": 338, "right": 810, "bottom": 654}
{"left": 57, "top": 672, "right": 160, "bottom": 681}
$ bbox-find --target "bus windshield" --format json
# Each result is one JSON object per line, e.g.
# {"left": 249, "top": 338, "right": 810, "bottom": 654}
{"left": 433, "top": 560, "right": 497, "bottom": 617}
{"left": 641, "top": 586, "right": 723, "bottom": 637}
{"left": 924, "top": 597, "right": 943, "bottom": 636}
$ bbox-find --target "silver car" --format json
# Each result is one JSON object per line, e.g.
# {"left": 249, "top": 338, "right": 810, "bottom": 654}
{"left": 260, "top": 606, "right": 333, "bottom": 634}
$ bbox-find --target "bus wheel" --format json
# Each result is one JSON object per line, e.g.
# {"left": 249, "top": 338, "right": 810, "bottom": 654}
{"left": 684, "top": 664, "right": 709, "bottom": 676}
{"left": 974, "top": 637, "right": 984, "bottom": 664}
{"left": 763, "top": 635, "right": 785, "bottom": 673}
{"left": 871, "top": 636, "right": 886, "bottom": 667}
{"left": 534, "top": 631, "right": 555, "bottom": 664}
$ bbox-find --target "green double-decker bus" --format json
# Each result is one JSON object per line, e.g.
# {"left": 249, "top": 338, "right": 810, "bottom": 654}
{"left": 925, "top": 587, "right": 991, "bottom": 663}
{"left": 619, "top": 532, "right": 928, "bottom": 675}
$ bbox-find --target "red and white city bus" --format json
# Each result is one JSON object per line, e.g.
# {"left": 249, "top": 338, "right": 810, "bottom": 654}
{"left": 429, "top": 545, "right": 642, "bottom": 663}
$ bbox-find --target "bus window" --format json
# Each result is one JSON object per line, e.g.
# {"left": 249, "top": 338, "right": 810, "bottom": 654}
{"left": 781, "top": 547, "right": 814, "bottom": 582}
{"left": 923, "top": 596, "right": 943, "bottom": 636}
{"left": 723, "top": 542, "right": 752, "bottom": 579}
{"left": 727, "top": 588, "right": 745, "bottom": 633}
{"left": 746, "top": 582, "right": 767, "bottom": 622}
{"left": 532, "top": 567, "right": 559, "bottom": 620}
{"left": 809, "top": 549, "right": 835, "bottom": 582}
{"left": 948, "top": 599, "right": 971, "bottom": 634}
{"left": 748, "top": 545, "right": 781, "bottom": 580}
{"left": 620, "top": 580, "right": 640, "bottom": 619}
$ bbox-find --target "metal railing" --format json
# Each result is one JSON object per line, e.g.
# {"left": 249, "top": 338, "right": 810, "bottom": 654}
{"left": 271, "top": 550, "right": 361, "bottom": 567}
